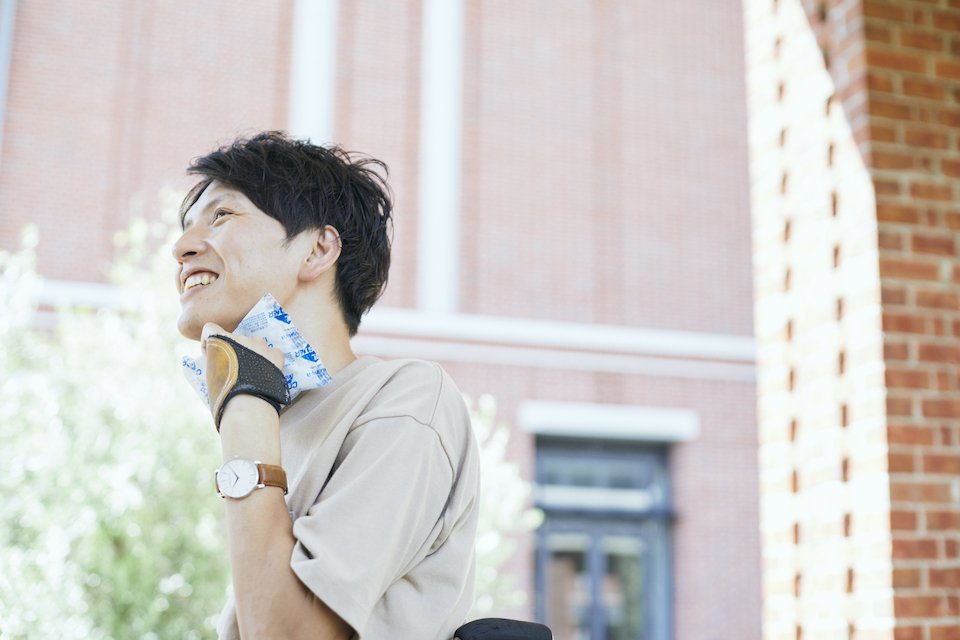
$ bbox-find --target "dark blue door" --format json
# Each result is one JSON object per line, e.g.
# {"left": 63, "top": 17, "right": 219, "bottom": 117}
{"left": 534, "top": 439, "right": 671, "bottom": 640}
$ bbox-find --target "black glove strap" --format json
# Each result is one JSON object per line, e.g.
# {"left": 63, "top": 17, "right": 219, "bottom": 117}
{"left": 206, "top": 335, "right": 291, "bottom": 432}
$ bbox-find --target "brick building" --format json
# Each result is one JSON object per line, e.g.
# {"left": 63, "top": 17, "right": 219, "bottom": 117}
{"left": 745, "top": 0, "right": 960, "bottom": 639}
{"left": 0, "top": 1, "right": 766, "bottom": 639}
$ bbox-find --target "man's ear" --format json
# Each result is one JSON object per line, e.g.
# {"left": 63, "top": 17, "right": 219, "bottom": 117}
{"left": 299, "top": 225, "right": 341, "bottom": 282}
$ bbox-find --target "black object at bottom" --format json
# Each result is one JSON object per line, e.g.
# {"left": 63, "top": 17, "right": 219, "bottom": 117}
{"left": 454, "top": 618, "right": 552, "bottom": 640}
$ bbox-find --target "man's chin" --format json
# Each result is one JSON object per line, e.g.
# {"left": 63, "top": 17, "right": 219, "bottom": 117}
{"left": 177, "top": 312, "right": 242, "bottom": 341}
{"left": 177, "top": 314, "right": 204, "bottom": 342}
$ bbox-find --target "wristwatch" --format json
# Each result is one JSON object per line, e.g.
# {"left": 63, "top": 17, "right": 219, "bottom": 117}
{"left": 215, "top": 456, "right": 288, "bottom": 499}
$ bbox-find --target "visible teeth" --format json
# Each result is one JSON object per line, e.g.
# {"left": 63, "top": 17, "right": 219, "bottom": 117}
{"left": 185, "top": 273, "right": 218, "bottom": 290}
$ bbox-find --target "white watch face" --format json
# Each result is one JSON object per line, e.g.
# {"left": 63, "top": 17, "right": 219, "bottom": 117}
{"left": 217, "top": 458, "right": 260, "bottom": 499}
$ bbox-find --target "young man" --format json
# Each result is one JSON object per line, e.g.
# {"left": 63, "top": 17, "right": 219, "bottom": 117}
{"left": 172, "top": 132, "right": 479, "bottom": 640}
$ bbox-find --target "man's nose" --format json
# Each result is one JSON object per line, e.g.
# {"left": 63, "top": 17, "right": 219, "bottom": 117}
{"left": 172, "top": 225, "right": 205, "bottom": 261}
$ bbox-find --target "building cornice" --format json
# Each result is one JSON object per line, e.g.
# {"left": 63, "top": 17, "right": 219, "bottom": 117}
{"left": 360, "top": 306, "right": 756, "bottom": 362}
{"left": 38, "top": 280, "right": 757, "bottom": 381}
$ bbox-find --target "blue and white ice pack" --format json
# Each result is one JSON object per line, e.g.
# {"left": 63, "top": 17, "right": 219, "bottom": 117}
{"left": 181, "top": 294, "right": 332, "bottom": 410}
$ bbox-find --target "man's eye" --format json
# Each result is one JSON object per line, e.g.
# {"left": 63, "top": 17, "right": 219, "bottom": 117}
{"left": 213, "top": 209, "right": 231, "bottom": 220}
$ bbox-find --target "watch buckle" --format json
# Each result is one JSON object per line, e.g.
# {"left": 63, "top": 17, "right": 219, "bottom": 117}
{"left": 255, "top": 460, "right": 265, "bottom": 491}
{"left": 214, "top": 469, "right": 226, "bottom": 499}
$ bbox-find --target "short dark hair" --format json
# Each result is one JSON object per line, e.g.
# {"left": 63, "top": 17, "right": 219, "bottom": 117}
{"left": 181, "top": 131, "right": 393, "bottom": 336}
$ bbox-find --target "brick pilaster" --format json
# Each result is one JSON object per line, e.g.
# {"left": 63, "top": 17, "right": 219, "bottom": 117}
{"left": 745, "top": 0, "right": 960, "bottom": 638}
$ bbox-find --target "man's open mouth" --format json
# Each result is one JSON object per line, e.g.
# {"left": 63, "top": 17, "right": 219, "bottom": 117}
{"left": 184, "top": 273, "right": 219, "bottom": 291}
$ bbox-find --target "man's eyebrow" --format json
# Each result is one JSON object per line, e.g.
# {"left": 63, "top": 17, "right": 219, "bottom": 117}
{"left": 182, "top": 194, "right": 230, "bottom": 231}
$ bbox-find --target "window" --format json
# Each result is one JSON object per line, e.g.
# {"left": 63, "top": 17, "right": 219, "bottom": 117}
{"left": 534, "top": 437, "right": 671, "bottom": 640}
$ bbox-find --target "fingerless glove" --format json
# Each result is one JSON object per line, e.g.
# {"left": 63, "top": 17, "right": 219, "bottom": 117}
{"left": 206, "top": 334, "right": 291, "bottom": 431}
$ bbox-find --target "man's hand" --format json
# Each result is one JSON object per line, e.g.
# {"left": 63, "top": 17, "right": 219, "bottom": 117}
{"left": 201, "top": 322, "right": 289, "bottom": 435}
{"left": 201, "top": 321, "right": 285, "bottom": 462}
{"left": 201, "top": 322, "right": 285, "bottom": 370}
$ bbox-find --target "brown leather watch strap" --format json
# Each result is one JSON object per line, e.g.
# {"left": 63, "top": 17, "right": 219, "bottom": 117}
{"left": 257, "top": 463, "right": 288, "bottom": 495}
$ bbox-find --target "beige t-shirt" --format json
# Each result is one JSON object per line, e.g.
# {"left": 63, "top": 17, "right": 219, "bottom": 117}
{"left": 217, "top": 356, "right": 480, "bottom": 640}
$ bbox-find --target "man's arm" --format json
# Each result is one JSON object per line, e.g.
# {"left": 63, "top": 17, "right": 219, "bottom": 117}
{"left": 205, "top": 325, "right": 352, "bottom": 640}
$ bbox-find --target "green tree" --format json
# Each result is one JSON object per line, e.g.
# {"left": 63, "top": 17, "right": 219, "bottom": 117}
{"left": 467, "top": 395, "right": 543, "bottom": 620}
{"left": 0, "top": 194, "right": 230, "bottom": 640}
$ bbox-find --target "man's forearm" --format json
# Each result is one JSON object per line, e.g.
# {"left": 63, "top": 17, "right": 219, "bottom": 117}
{"left": 219, "top": 396, "right": 351, "bottom": 640}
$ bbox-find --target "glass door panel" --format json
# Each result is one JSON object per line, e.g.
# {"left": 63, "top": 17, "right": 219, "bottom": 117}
{"left": 540, "top": 530, "right": 645, "bottom": 640}
{"left": 602, "top": 536, "right": 643, "bottom": 640}
{"left": 544, "top": 533, "right": 591, "bottom": 640}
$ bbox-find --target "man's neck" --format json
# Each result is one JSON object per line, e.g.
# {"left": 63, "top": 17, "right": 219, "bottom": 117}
{"left": 305, "top": 330, "right": 358, "bottom": 379}
{"left": 283, "top": 293, "right": 357, "bottom": 378}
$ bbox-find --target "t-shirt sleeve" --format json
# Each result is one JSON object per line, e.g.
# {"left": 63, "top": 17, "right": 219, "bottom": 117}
{"left": 288, "top": 415, "right": 454, "bottom": 638}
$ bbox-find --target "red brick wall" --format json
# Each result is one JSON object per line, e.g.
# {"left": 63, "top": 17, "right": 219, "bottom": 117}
{"left": 863, "top": 1, "right": 960, "bottom": 638}
{"left": 457, "top": 4, "right": 762, "bottom": 632}
{"left": 460, "top": 0, "right": 756, "bottom": 334}
{"left": 0, "top": 0, "right": 291, "bottom": 281}
{"left": 335, "top": 0, "right": 421, "bottom": 310}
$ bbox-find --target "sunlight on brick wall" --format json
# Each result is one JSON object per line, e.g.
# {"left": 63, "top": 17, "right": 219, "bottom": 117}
{"left": 745, "top": 0, "right": 892, "bottom": 638}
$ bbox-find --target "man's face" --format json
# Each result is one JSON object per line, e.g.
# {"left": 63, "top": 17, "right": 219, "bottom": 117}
{"left": 172, "top": 182, "right": 304, "bottom": 340}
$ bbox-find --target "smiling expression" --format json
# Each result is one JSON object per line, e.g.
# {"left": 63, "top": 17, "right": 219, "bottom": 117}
{"left": 172, "top": 181, "right": 307, "bottom": 340}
